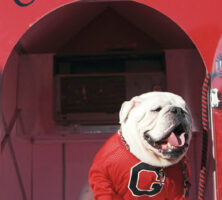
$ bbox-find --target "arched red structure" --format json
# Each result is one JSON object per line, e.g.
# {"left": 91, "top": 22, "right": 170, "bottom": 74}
{"left": 0, "top": 0, "right": 221, "bottom": 72}
{"left": 0, "top": 1, "right": 221, "bottom": 200}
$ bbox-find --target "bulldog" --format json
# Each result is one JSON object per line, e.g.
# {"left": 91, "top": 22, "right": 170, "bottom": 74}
{"left": 88, "top": 92, "right": 192, "bottom": 200}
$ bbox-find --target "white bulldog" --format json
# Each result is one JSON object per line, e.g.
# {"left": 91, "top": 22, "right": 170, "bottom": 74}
{"left": 84, "top": 92, "right": 192, "bottom": 200}
{"left": 119, "top": 91, "right": 192, "bottom": 167}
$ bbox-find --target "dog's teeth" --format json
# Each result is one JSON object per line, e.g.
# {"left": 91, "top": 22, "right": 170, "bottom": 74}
{"left": 167, "top": 142, "right": 176, "bottom": 149}
{"left": 167, "top": 142, "right": 171, "bottom": 148}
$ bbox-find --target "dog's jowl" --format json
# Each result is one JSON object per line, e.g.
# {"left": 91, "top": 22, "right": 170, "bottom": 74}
{"left": 89, "top": 92, "right": 192, "bottom": 200}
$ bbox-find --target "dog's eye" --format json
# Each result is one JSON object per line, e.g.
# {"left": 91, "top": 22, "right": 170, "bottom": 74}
{"left": 152, "top": 107, "right": 162, "bottom": 112}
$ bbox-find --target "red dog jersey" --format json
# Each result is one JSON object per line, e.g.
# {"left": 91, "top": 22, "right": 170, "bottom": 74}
{"left": 89, "top": 132, "right": 190, "bottom": 200}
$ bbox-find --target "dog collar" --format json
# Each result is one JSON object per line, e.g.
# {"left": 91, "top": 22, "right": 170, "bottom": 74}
{"left": 118, "top": 129, "right": 190, "bottom": 199}
{"left": 118, "top": 129, "right": 130, "bottom": 151}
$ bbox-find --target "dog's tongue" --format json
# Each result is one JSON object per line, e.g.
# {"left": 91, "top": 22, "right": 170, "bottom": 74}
{"left": 167, "top": 132, "right": 185, "bottom": 147}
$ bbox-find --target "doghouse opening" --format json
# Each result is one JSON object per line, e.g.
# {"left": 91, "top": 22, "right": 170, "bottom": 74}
{"left": 0, "top": 1, "right": 210, "bottom": 200}
{"left": 53, "top": 53, "right": 165, "bottom": 133}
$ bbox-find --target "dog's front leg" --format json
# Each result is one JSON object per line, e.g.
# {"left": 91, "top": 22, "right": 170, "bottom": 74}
{"left": 89, "top": 163, "right": 122, "bottom": 200}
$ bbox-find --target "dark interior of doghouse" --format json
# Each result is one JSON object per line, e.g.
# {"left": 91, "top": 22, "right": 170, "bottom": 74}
{"left": 0, "top": 1, "right": 213, "bottom": 200}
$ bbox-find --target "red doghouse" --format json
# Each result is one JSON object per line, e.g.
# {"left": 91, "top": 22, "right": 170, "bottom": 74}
{"left": 0, "top": 1, "right": 221, "bottom": 199}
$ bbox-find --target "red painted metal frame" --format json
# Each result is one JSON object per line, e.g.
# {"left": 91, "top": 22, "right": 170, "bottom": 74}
{"left": 211, "top": 36, "right": 222, "bottom": 199}
{"left": 0, "top": 0, "right": 221, "bottom": 73}
{"left": 1, "top": 0, "right": 222, "bottom": 199}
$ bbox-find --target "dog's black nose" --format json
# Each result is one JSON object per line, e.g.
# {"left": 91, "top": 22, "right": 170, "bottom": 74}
{"left": 171, "top": 107, "right": 183, "bottom": 115}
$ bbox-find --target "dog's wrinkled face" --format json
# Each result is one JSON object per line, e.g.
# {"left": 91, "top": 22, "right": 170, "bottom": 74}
{"left": 119, "top": 92, "right": 192, "bottom": 167}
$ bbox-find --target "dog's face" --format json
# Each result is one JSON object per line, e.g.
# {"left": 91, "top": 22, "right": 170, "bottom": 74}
{"left": 119, "top": 92, "right": 192, "bottom": 167}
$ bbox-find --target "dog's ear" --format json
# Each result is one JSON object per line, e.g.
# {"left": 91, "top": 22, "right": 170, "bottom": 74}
{"left": 119, "top": 97, "right": 141, "bottom": 124}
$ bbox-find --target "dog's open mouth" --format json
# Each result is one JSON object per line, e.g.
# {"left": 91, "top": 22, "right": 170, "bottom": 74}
{"left": 144, "top": 123, "right": 189, "bottom": 158}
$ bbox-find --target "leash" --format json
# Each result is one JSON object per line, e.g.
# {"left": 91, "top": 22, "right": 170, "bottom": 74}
{"left": 198, "top": 73, "right": 211, "bottom": 200}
